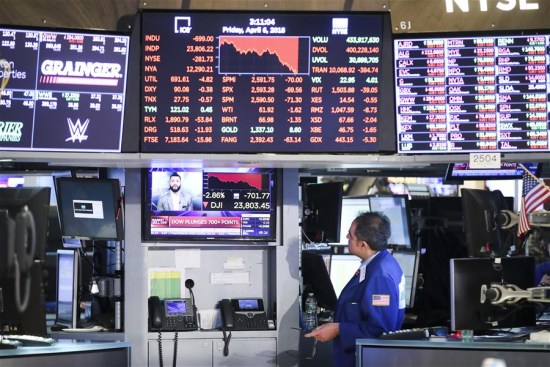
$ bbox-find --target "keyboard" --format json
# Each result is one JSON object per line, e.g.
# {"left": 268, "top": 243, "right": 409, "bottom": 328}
{"left": 3, "top": 334, "right": 56, "bottom": 346}
{"left": 379, "top": 328, "right": 430, "bottom": 340}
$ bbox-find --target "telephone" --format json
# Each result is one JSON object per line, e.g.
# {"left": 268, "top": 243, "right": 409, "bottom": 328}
{"left": 148, "top": 296, "right": 198, "bottom": 332}
{"left": 220, "top": 298, "right": 269, "bottom": 330}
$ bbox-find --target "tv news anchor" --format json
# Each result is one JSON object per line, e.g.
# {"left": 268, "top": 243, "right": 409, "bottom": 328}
{"left": 156, "top": 172, "right": 195, "bottom": 211}
{"left": 305, "top": 212, "right": 406, "bottom": 367}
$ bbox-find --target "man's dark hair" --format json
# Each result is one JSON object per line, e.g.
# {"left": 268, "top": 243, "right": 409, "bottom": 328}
{"left": 353, "top": 211, "right": 391, "bottom": 251}
{"left": 170, "top": 172, "right": 181, "bottom": 179}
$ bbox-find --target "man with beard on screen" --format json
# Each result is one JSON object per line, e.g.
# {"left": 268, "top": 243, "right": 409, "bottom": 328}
{"left": 156, "top": 172, "right": 195, "bottom": 211}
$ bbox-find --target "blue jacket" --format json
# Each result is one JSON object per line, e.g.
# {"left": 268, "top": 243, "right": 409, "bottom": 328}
{"left": 332, "top": 249, "right": 405, "bottom": 367}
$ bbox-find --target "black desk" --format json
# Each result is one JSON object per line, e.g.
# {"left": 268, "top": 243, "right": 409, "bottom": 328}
{"left": 0, "top": 339, "right": 130, "bottom": 367}
{"left": 357, "top": 338, "right": 550, "bottom": 367}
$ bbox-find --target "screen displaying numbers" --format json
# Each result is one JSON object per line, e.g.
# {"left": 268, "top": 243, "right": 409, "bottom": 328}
{"left": 394, "top": 32, "right": 550, "bottom": 153}
{"left": 141, "top": 11, "right": 395, "bottom": 153}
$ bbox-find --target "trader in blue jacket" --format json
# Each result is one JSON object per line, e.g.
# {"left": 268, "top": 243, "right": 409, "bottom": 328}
{"left": 305, "top": 211, "right": 406, "bottom": 367}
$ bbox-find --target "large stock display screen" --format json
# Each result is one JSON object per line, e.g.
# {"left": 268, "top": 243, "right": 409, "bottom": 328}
{"left": 394, "top": 31, "right": 550, "bottom": 153}
{"left": 141, "top": 11, "right": 395, "bottom": 153}
{"left": 0, "top": 27, "right": 130, "bottom": 152}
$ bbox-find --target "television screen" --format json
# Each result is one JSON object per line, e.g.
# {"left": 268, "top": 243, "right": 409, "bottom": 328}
{"left": 140, "top": 10, "right": 395, "bottom": 153}
{"left": 445, "top": 162, "right": 541, "bottom": 181}
{"left": 55, "top": 178, "right": 124, "bottom": 241}
{"left": 0, "top": 26, "right": 130, "bottom": 152}
{"left": 394, "top": 30, "right": 550, "bottom": 153}
{"left": 368, "top": 195, "right": 414, "bottom": 249}
{"left": 142, "top": 168, "right": 278, "bottom": 242}
{"left": 391, "top": 251, "right": 420, "bottom": 309}
{"left": 329, "top": 254, "right": 361, "bottom": 298}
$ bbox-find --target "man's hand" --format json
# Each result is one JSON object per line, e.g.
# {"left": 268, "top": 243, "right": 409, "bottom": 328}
{"left": 304, "top": 322, "right": 340, "bottom": 342}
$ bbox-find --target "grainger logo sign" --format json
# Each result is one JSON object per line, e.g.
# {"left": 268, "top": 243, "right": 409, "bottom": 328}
{"left": 65, "top": 118, "right": 90, "bottom": 143}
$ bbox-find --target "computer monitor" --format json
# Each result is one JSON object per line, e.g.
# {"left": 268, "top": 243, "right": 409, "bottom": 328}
{"left": 301, "top": 251, "right": 337, "bottom": 311}
{"left": 337, "top": 197, "right": 371, "bottom": 244}
{"left": 368, "top": 195, "right": 414, "bottom": 249}
{"left": 302, "top": 182, "right": 343, "bottom": 243}
{"left": 450, "top": 256, "right": 536, "bottom": 332}
{"left": 55, "top": 177, "right": 124, "bottom": 241}
{"left": 391, "top": 251, "right": 420, "bottom": 309}
{"left": 329, "top": 254, "right": 362, "bottom": 298}
{"left": 0, "top": 187, "right": 50, "bottom": 336}
{"left": 461, "top": 188, "right": 510, "bottom": 257}
{"left": 55, "top": 249, "right": 80, "bottom": 329}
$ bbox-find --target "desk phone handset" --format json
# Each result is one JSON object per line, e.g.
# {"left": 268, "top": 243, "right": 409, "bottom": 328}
{"left": 220, "top": 298, "right": 269, "bottom": 330}
{"left": 148, "top": 296, "right": 198, "bottom": 332}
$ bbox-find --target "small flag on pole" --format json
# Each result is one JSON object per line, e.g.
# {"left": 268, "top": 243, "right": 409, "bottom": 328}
{"left": 518, "top": 170, "right": 550, "bottom": 236}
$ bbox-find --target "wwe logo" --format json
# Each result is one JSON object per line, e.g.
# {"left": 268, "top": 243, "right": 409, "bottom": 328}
{"left": 65, "top": 118, "right": 90, "bottom": 143}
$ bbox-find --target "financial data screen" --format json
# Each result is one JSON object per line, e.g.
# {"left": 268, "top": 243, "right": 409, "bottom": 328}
{"left": 0, "top": 27, "right": 130, "bottom": 152}
{"left": 140, "top": 11, "right": 395, "bottom": 153}
{"left": 394, "top": 32, "right": 550, "bottom": 153}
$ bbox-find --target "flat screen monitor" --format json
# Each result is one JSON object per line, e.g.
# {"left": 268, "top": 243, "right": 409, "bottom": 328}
{"left": 0, "top": 26, "right": 130, "bottom": 152}
{"left": 337, "top": 196, "right": 370, "bottom": 244}
{"left": 0, "top": 187, "right": 50, "bottom": 336}
{"left": 55, "top": 249, "right": 80, "bottom": 329}
{"left": 140, "top": 10, "right": 396, "bottom": 153}
{"left": 391, "top": 251, "right": 420, "bottom": 309}
{"left": 330, "top": 254, "right": 361, "bottom": 298}
{"left": 461, "top": 188, "right": 509, "bottom": 257}
{"left": 450, "top": 256, "right": 536, "bottom": 332}
{"left": 302, "top": 182, "right": 343, "bottom": 243}
{"left": 446, "top": 162, "right": 541, "bottom": 181}
{"left": 368, "top": 195, "right": 414, "bottom": 249}
{"left": 394, "top": 30, "right": 550, "bottom": 153}
{"left": 55, "top": 178, "right": 124, "bottom": 241}
{"left": 142, "top": 168, "right": 278, "bottom": 242}
{"left": 301, "top": 251, "right": 337, "bottom": 311}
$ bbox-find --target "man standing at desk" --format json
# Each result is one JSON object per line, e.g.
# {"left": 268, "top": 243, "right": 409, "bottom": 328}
{"left": 305, "top": 212, "right": 405, "bottom": 367}
{"left": 156, "top": 172, "right": 194, "bottom": 211}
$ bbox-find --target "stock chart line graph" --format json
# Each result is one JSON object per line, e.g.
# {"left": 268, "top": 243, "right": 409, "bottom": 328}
{"left": 206, "top": 173, "right": 267, "bottom": 191}
{"left": 218, "top": 36, "right": 310, "bottom": 75}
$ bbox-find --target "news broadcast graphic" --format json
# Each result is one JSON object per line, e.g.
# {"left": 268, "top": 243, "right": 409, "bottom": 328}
{"left": 394, "top": 31, "right": 550, "bottom": 153}
{"left": 142, "top": 167, "right": 278, "bottom": 242}
{"left": 140, "top": 11, "right": 395, "bottom": 153}
{"left": 0, "top": 26, "right": 130, "bottom": 152}
{"left": 445, "top": 162, "right": 541, "bottom": 181}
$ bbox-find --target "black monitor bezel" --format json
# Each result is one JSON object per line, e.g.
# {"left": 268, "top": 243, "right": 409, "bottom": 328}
{"left": 55, "top": 177, "right": 124, "bottom": 241}
{"left": 138, "top": 9, "right": 397, "bottom": 154}
{"left": 141, "top": 167, "right": 279, "bottom": 243}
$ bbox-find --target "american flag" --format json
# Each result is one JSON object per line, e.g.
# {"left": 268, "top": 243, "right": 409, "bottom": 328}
{"left": 518, "top": 170, "right": 550, "bottom": 236}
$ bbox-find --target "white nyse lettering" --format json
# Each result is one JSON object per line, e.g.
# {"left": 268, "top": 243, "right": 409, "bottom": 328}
{"left": 445, "top": 0, "right": 539, "bottom": 12}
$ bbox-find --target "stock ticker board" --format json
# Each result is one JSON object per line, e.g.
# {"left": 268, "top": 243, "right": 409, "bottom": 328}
{"left": 0, "top": 27, "right": 130, "bottom": 152}
{"left": 395, "top": 32, "right": 550, "bottom": 153}
{"left": 140, "top": 11, "right": 396, "bottom": 153}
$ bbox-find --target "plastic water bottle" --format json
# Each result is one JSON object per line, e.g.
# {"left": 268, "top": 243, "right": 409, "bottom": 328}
{"left": 304, "top": 293, "right": 318, "bottom": 331}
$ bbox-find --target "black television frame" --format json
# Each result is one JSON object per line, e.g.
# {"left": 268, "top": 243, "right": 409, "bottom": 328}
{"left": 142, "top": 167, "right": 279, "bottom": 243}
{"left": 55, "top": 177, "right": 124, "bottom": 241}
{"left": 139, "top": 9, "right": 397, "bottom": 154}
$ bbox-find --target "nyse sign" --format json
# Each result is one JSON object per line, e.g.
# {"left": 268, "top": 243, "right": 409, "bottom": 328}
{"left": 390, "top": 0, "right": 550, "bottom": 33}
{"left": 445, "top": 0, "right": 539, "bottom": 12}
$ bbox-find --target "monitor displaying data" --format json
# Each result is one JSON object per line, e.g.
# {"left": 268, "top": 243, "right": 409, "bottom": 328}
{"left": 140, "top": 11, "right": 395, "bottom": 153}
{"left": 0, "top": 26, "right": 130, "bottom": 152}
{"left": 394, "top": 31, "right": 550, "bottom": 153}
